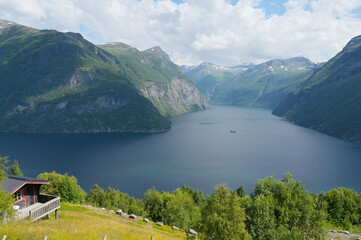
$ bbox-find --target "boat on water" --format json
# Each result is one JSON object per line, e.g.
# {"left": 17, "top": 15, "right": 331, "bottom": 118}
{"left": 230, "top": 130, "right": 237, "bottom": 133}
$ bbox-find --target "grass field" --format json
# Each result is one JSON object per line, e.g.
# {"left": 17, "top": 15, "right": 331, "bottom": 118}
{"left": 0, "top": 203, "right": 187, "bottom": 240}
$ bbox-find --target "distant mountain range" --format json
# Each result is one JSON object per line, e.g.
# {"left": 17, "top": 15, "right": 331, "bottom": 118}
{"left": 181, "top": 62, "right": 254, "bottom": 100}
{"left": 0, "top": 20, "right": 208, "bottom": 133}
{"left": 273, "top": 35, "right": 361, "bottom": 143}
{"left": 182, "top": 57, "right": 320, "bottom": 108}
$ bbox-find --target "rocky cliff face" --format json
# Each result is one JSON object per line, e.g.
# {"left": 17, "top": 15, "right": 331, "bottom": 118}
{"left": 100, "top": 43, "right": 210, "bottom": 117}
{"left": 140, "top": 77, "right": 209, "bottom": 116}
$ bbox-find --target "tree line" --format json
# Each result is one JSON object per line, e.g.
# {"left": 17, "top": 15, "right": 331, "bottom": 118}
{"left": 1, "top": 156, "right": 361, "bottom": 239}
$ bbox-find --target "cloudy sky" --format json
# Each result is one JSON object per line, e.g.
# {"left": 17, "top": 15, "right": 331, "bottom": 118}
{"left": 1, "top": 0, "right": 361, "bottom": 66}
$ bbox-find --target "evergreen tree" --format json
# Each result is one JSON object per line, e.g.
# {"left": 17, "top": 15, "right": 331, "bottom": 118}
{"left": 236, "top": 185, "right": 246, "bottom": 198}
{"left": 8, "top": 160, "right": 23, "bottom": 176}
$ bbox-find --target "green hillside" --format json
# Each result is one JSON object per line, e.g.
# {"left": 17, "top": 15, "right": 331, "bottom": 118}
{"left": 273, "top": 35, "right": 361, "bottom": 143}
{"left": 0, "top": 20, "right": 171, "bottom": 133}
{"left": 99, "top": 43, "right": 209, "bottom": 117}
{"left": 210, "top": 57, "right": 316, "bottom": 108}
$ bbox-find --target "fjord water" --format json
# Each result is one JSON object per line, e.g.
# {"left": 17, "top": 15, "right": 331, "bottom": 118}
{"left": 1, "top": 105, "right": 361, "bottom": 197}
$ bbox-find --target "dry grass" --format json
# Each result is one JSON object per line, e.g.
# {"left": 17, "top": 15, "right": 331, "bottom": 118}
{"left": 0, "top": 203, "right": 187, "bottom": 240}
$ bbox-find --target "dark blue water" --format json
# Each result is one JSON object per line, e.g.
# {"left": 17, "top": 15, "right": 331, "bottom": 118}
{"left": 1, "top": 105, "right": 361, "bottom": 197}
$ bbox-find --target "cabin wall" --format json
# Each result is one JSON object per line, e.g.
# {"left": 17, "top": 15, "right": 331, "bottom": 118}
{"left": 26, "top": 185, "right": 34, "bottom": 207}
{"left": 35, "top": 185, "right": 40, "bottom": 203}
{"left": 15, "top": 186, "right": 27, "bottom": 210}
{"left": 14, "top": 184, "right": 42, "bottom": 209}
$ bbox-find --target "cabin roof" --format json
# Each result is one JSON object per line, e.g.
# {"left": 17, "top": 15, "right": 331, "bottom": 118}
{"left": 1, "top": 175, "right": 49, "bottom": 193}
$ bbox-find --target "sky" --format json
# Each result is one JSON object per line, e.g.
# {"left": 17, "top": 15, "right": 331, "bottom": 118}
{"left": 1, "top": 0, "right": 361, "bottom": 66}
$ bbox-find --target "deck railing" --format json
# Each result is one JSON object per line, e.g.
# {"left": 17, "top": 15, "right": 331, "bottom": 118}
{"left": 29, "top": 194, "right": 61, "bottom": 221}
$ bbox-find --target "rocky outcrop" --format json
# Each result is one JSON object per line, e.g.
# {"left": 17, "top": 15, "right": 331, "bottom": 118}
{"left": 70, "top": 95, "right": 130, "bottom": 114}
{"left": 140, "top": 77, "right": 210, "bottom": 117}
{"left": 100, "top": 43, "right": 210, "bottom": 117}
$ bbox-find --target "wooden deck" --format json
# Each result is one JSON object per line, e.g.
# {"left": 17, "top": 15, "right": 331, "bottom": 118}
{"left": 17, "top": 194, "right": 60, "bottom": 221}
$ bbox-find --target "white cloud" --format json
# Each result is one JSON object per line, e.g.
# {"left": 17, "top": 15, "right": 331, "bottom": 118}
{"left": 0, "top": 0, "right": 360, "bottom": 66}
{"left": 191, "top": 33, "right": 229, "bottom": 51}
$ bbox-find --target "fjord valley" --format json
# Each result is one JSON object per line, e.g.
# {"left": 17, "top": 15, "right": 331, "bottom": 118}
{"left": 182, "top": 36, "right": 361, "bottom": 144}
{"left": 0, "top": 20, "right": 207, "bottom": 133}
{"left": 1, "top": 14, "right": 361, "bottom": 240}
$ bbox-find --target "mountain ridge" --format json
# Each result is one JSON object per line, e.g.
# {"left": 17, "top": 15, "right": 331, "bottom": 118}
{"left": 273, "top": 35, "right": 361, "bottom": 143}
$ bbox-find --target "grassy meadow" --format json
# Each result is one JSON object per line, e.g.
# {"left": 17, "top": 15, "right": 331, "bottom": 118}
{"left": 0, "top": 203, "right": 187, "bottom": 240}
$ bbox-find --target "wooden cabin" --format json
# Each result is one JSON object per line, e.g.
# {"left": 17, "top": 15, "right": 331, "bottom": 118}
{"left": 1, "top": 175, "right": 60, "bottom": 221}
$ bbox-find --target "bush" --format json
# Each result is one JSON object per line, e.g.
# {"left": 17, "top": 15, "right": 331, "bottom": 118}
{"left": 246, "top": 173, "right": 327, "bottom": 239}
{"left": 324, "top": 188, "right": 361, "bottom": 225}
{"left": 0, "top": 155, "right": 15, "bottom": 222}
{"left": 37, "top": 171, "right": 86, "bottom": 204}
{"left": 163, "top": 188, "right": 201, "bottom": 229}
{"left": 144, "top": 188, "right": 170, "bottom": 222}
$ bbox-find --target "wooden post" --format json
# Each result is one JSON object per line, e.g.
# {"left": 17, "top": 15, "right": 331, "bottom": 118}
{"left": 151, "top": 236, "right": 154, "bottom": 240}
{"left": 103, "top": 235, "right": 107, "bottom": 240}
{"left": 55, "top": 209, "right": 58, "bottom": 220}
{"left": 1, "top": 235, "right": 7, "bottom": 240}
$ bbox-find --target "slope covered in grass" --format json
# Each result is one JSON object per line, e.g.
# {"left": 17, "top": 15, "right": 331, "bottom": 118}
{"left": 0, "top": 203, "right": 186, "bottom": 240}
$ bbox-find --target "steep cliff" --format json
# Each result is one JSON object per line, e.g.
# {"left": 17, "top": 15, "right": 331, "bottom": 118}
{"left": 100, "top": 43, "right": 210, "bottom": 117}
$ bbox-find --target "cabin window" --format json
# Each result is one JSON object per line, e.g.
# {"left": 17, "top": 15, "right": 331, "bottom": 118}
{"left": 14, "top": 189, "right": 24, "bottom": 202}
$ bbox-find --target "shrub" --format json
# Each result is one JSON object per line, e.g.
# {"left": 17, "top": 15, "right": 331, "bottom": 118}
{"left": 37, "top": 171, "right": 86, "bottom": 204}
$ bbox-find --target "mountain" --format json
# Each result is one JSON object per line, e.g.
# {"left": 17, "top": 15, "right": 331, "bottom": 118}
{"left": 210, "top": 57, "right": 317, "bottom": 108}
{"left": 181, "top": 62, "right": 253, "bottom": 99}
{"left": 0, "top": 20, "right": 171, "bottom": 133}
{"left": 273, "top": 35, "right": 361, "bottom": 143}
{"left": 99, "top": 43, "right": 209, "bottom": 117}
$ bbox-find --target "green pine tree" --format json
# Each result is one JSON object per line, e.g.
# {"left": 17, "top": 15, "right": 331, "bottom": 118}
{"left": 8, "top": 160, "right": 23, "bottom": 176}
